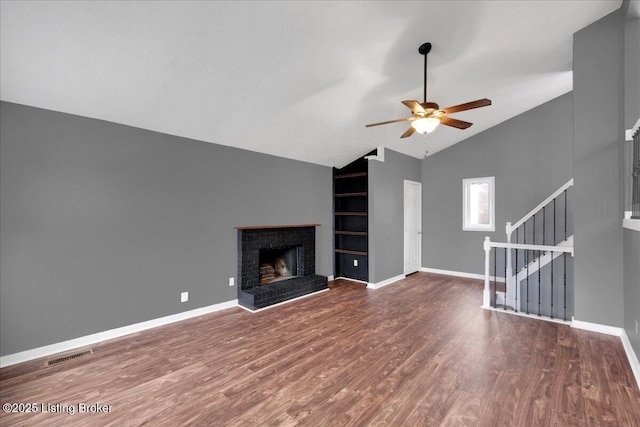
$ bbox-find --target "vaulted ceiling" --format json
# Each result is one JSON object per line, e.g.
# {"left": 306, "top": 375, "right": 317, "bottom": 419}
{"left": 0, "top": 1, "right": 624, "bottom": 167}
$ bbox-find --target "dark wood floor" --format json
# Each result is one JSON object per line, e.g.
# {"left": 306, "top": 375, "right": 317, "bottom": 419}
{"left": 1, "top": 273, "right": 639, "bottom": 426}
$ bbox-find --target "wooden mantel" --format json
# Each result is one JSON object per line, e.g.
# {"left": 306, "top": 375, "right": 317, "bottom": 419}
{"left": 234, "top": 224, "right": 321, "bottom": 230}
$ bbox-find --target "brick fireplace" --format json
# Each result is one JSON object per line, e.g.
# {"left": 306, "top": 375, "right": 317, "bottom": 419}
{"left": 235, "top": 224, "right": 328, "bottom": 310}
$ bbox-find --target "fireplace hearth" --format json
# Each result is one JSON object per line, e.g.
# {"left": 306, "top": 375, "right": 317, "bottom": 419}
{"left": 236, "top": 224, "right": 328, "bottom": 310}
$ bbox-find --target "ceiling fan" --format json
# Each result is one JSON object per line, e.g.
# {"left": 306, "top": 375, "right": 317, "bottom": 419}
{"left": 366, "top": 42, "right": 491, "bottom": 138}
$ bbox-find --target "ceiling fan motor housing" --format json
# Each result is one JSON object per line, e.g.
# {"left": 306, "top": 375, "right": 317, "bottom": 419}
{"left": 421, "top": 102, "right": 440, "bottom": 113}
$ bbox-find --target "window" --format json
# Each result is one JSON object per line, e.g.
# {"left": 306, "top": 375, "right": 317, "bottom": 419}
{"left": 463, "top": 176, "right": 495, "bottom": 231}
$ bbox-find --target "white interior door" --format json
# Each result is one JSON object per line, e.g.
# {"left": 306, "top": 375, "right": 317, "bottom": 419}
{"left": 404, "top": 180, "right": 422, "bottom": 275}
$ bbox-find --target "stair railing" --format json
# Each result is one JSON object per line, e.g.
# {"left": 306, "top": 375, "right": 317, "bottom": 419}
{"left": 482, "top": 179, "right": 575, "bottom": 321}
{"left": 503, "top": 179, "right": 573, "bottom": 310}
{"left": 482, "top": 238, "right": 574, "bottom": 319}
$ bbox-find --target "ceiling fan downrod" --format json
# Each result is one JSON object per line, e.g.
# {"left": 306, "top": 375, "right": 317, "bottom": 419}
{"left": 418, "top": 42, "right": 432, "bottom": 104}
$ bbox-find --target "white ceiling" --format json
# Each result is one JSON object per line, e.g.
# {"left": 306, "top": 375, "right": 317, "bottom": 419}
{"left": 0, "top": 1, "right": 624, "bottom": 168}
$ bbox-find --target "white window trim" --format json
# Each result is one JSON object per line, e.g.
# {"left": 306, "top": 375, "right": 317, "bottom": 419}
{"left": 463, "top": 176, "right": 495, "bottom": 232}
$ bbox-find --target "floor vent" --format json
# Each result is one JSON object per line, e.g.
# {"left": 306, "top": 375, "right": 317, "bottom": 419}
{"left": 45, "top": 348, "right": 93, "bottom": 367}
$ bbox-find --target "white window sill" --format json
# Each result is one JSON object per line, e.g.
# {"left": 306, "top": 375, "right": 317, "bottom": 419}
{"left": 623, "top": 218, "right": 640, "bottom": 232}
{"left": 463, "top": 227, "right": 495, "bottom": 232}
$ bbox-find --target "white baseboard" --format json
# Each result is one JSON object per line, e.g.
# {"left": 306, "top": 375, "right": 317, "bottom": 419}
{"left": 327, "top": 275, "right": 335, "bottom": 281}
{"left": 334, "top": 276, "right": 368, "bottom": 285}
{"left": 420, "top": 267, "right": 483, "bottom": 280}
{"left": 621, "top": 330, "right": 640, "bottom": 390}
{"left": 420, "top": 267, "right": 505, "bottom": 283}
{"left": 0, "top": 299, "right": 238, "bottom": 368}
{"left": 482, "top": 305, "right": 571, "bottom": 325}
{"left": 571, "top": 318, "right": 625, "bottom": 336}
{"left": 571, "top": 317, "right": 640, "bottom": 390}
{"left": 367, "top": 274, "right": 405, "bottom": 290}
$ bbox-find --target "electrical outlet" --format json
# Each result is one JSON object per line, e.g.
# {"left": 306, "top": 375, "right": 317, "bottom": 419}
{"left": 229, "top": 277, "right": 235, "bottom": 287}
{"left": 180, "top": 291, "right": 189, "bottom": 303}
{"left": 635, "top": 319, "right": 639, "bottom": 335}
{"left": 353, "top": 259, "right": 358, "bottom": 267}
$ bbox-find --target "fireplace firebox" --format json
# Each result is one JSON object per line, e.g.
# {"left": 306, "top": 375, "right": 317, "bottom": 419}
{"left": 259, "top": 246, "right": 299, "bottom": 284}
{"left": 236, "top": 224, "right": 328, "bottom": 310}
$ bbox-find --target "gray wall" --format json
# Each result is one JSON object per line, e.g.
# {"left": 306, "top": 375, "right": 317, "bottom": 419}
{"left": 0, "top": 101, "right": 332, "bottom": 356}
{"left": 421, "top": 93, "right": 573, "bottom": 274}
{"left": 624, "top": 229, "right": 640, "bottom": 356}
{"left": 623, "top": 13, "right": 640, "bottom": 353}
{"left": 367, "top": 148, "right": 421, "bottom": 283}
{"left": 623, "top": 19, "right": 639, "bottom": 210}
{"left": 573, "top": 10, "right": 625, "bottom": 327}
{"left": 624, "top": 17, "right": 639, "bottom": 129}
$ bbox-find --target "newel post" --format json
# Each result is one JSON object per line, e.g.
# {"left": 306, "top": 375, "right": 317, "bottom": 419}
{"left": 483, "top": 236, "right": 492, "bottom": 308}
{"left": 505, "top": 222, "right": 514, "bottom": 304}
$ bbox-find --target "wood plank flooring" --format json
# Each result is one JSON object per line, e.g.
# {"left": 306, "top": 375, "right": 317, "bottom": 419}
{"left": 1, "top": 272, "right": 639, "bottom": 426}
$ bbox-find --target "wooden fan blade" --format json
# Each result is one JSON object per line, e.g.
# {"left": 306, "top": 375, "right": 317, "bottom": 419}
{"left": 365, "top": 117, "right": 413, "bottom": 127}
{"left": 400, "top": 126, "right": 416, "bottom": 138}
{"left": 401, "top": 100, "right": 426, "bottom": 114}
{"left": 442, "top": 98, "right": 491, "bottom": 114}
{"left": 440, "top": 116, "right": 473, "bottom": 129}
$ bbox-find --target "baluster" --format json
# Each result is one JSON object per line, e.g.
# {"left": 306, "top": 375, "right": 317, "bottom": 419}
{"left": 631, "top": 131, "right": 640, "bottom": 219}
{"left": 564, "top": 189, "right": 567, "bottom": 321}
{"left": 525, "top": 222, "right": 529, "bottom": 314}
{"left": 543, "top": 206, "right": 546, "bottom": 246}
{"left": 533, "top": 214, "right": 536, "bottom": 248}
{"left": 538, "top": 250, "right": 542, "bottom": 317}
{"left": 533, "top": 214, "right": 539, "bottom": 316}
{"left": 515, "top": 229, "right": 518, "bottom": 312}
{"left": 504, "top": 248, "right": 507, "bottom": 311}
{"left": 564, "top": 189, "right": 568, "bottom": 241}
{"left": 493, "top": 246, "right": 497, "bottom": 307}
{"left": 551, "top": 199, "right": 555, "bottom": 319}
{"left": 538, "top": 206, "right": 547, "bottom": 316}
{"left": 563, "top": 252, "right": 567, "bottom": 321}
{"left": 550, "top": 255, "right": 554, "bottom": 319}
{"left": 553, "top": 198, "right": 557, "bottom": 245}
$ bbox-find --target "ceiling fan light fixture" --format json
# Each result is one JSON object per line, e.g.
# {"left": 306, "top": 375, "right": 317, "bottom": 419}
{"left": 411, "top": 117, "right": 440, "bottom": 134}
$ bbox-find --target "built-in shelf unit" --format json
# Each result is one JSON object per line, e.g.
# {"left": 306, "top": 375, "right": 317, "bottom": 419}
{"left": 333, "top": 155, "right": 369, "bottom": 281}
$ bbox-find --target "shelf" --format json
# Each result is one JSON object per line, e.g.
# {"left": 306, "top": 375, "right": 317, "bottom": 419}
{"left": 335, "top": 249, "right": 368, "bottom": 256}
{"left": 335, "top": 172, "right": 367, "bottom": 179}
{"left": 335, "top": 192, "right": 367, "bottom": 197}
{"left": 335, "top": 230, "right": 367, "bottom": 236}
{"left": 335, "top": 212, "right": 367, "bottom": 216}
{"left": 235, "top": 223, "right": 321, "bottom": 230}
